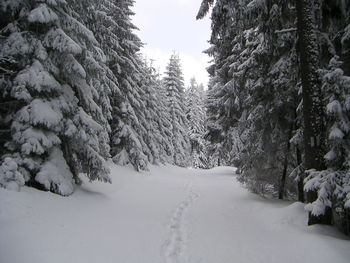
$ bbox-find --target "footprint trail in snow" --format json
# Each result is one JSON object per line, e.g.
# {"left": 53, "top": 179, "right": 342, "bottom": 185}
{"left": 161, "top": 180, "right": 199, "bottom": 263}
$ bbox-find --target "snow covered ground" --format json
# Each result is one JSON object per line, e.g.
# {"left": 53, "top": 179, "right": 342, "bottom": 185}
{"left": 1, "top": 164, "right": 349, "bottom": 263}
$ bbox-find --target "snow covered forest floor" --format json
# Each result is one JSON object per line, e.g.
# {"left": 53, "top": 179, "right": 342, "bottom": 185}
{"left": 1, "top": 164, "right": 349, "bottom": 263}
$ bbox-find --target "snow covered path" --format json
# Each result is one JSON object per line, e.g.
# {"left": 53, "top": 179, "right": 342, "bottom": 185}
{"left": 1, "top": 164, "right": 349, "bottom": 263}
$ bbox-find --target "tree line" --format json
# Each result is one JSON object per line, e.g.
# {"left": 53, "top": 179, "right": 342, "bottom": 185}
{"left": 0, "top": 0, "right": 207, "bottom": 196}
{"left": 197, "top": 0, "right": 350, "bottom": 234}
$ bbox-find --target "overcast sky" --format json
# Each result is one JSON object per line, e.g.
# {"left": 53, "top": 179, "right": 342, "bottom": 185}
{"left": 132, "top": 0, "right": 211, "bottom": 87}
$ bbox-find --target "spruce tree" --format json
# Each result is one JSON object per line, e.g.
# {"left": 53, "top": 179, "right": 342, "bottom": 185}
{"left": 186, "top": 78, "right": 208, "bottom": 168}
{"left": 163, "top": 54, "right": 190, "bottom": 167}
{"left": 198, "top": 0, "right": 350, "bottom": 232}
{"left": 79, "top": 0, "right": 149, "bottom": 171}
{"left": 0, "top": 0, "right": 110, "bottom": 195}
{"left": 198, "top": 0, "right": 300, "bottom": 196}
{"left": 139, "top": 58, "right": 173, "bottom": 165}
{"left": 296, "top": 0, "right": 332, "bottom": 225}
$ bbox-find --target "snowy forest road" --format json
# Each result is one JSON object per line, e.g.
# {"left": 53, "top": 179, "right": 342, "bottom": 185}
{"left": 0, "top": 165, "right": 349, "bottom": 263}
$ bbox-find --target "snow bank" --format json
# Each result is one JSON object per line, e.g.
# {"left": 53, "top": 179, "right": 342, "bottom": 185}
{"left": 0, "top": 164, "right": 348, "bottom": 263}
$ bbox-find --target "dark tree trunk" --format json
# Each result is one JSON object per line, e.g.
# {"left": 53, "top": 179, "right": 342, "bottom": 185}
{"left": 341, "top": 47, "right": 350, "bottom": 77}
{"left": 296, "top": 147, "right": 304, "bottom": 203}
{"left": 296, "top": 0, "right": 332, "bottom": 225}
{"left": 278, "top": 125, "right": 293, "bottom": 200}
{"left": 278, "top": 157, "right": 288, "bottom": 200}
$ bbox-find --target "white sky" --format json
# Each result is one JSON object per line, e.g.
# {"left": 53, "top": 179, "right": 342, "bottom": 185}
{"left": 132, "top": 0, "right": 211, "bottom": 87}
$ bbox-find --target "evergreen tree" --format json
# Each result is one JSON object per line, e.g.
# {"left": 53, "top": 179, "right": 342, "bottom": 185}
{"left": 296, "top": 0, "right": 331, "bottom": 225}
{"left": 138, "top": 57, "right": 173, "bottom": 165}
{"left": 198, "top": 0, "right": 350, "bottom": 232}
{"left": 305, "top": 56, "right": 350, "bottom": 232}
{"left": 83, "top": 0, "right": 175, "bottom": 171}
{"left": 198, "top": 0, "right": 300, "bottom": 196}
{"left": 0, "top": 0, "right": 110, "bottom": 195}
{"left": 87, "top": 0, "right": 151, "bottom": 171}
{"left": 185, "top": 78, "right": 208, "bottom": 168}
{"left": 204, "top": 78, "right": 227, "bottom": 167}
{"left": 163, "top": 54, "right": 190, "bottom": 167}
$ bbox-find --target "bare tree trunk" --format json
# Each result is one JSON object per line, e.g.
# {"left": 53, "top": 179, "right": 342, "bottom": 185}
{"left": 278, "top": 126, "right": 293, "bottom": 200}
{"left": 296, "top": 147, "right": 304, "bottom": 203}
{"left": 341, "top": 34, "right": 350, "bottom": 76}
{"left": 278, "top": 157, "right": 288, "bottom": 200}
{"left": 296, "top": 0, "right": 332, "bottom": 225}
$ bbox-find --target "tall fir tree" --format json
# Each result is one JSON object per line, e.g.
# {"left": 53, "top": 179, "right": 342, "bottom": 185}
{"left": 81, "top": 0, "right": 176, "bottom": 171}
{"left": 163, "top": 54, "right": 190, "bottom": 167}
{"left": 139, "top": 58, "right": 174, "bottom": 165}
{"left": 185, "top": 78, "right": 208, "bottom": 168}
{"left": 88, "top": 0, "right": 151, "bottom": 171}
{"left": 296, "top": 0, "right": 331, "bottom": 225}
{"left": 0, "top": 0, "right": 110, "bottom": 195}
{"left": 198, "top": 0, "right": 300, "bottom": 196}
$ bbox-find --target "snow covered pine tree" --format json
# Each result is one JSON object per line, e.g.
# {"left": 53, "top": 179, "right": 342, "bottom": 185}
{"left": 185, "top": 77, "right": 208, "bottom": 168}
{"left": 197, "top": 0, "right": 350, "bottom": 234}
{"left": 0, "top": 0, "right": 110, "bottom": 195}
{"left": 163, "top": 54, "right": 190, "bottom": 167}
